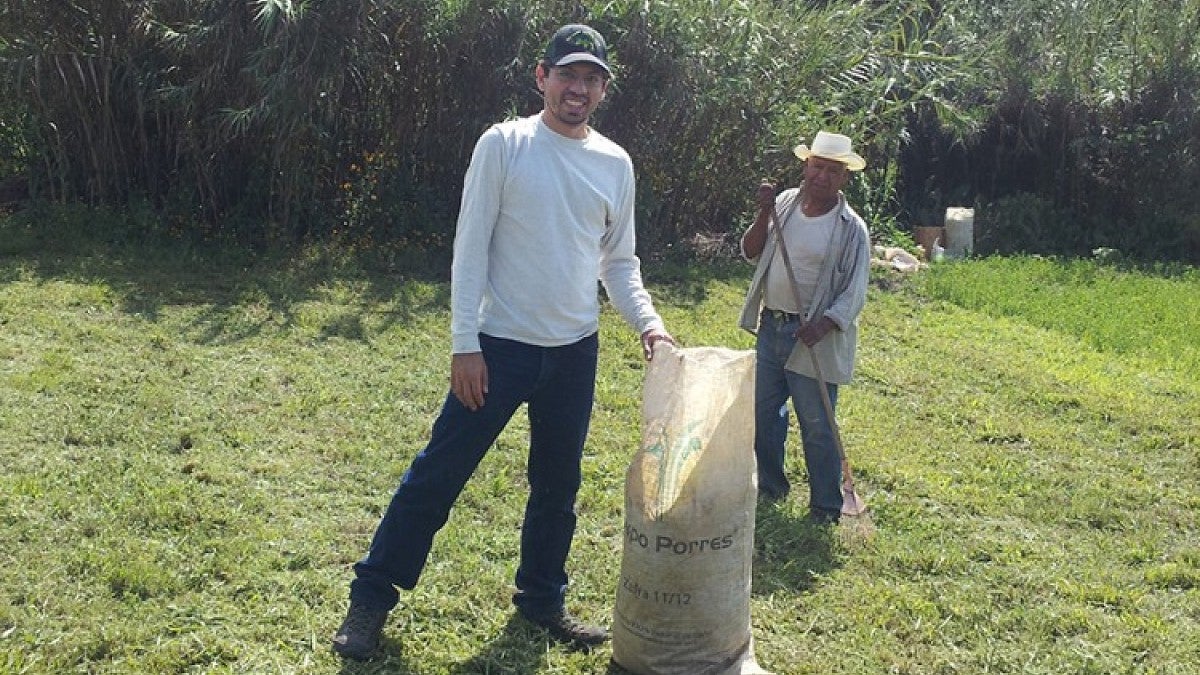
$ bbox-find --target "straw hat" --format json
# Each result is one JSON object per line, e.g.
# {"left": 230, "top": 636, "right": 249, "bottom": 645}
{"left": 793, "top": 131, "right": 866, "bottom": 171}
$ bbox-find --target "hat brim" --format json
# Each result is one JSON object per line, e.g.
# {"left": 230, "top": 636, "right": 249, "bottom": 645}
{"left": 794, "top": 144, "right": 866, "bottom": 171}
{"left": 553, "top": 52, "right": 612, "bottom": 76}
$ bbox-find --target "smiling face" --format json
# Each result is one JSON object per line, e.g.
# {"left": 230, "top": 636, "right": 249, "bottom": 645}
{"left": 536, "top": 62, "right": 609, "bottom": 139}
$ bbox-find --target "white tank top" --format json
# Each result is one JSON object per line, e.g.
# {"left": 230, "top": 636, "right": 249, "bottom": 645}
{"left": 763, "top": 206, "right": 837, "bottom": 314}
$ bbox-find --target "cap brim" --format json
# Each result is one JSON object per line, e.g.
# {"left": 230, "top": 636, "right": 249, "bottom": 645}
{"left": 553, "top": 52, "right": 612, "bottom": 76}
{"left": 793, "top": 144, "right": 866, "bottom": 171}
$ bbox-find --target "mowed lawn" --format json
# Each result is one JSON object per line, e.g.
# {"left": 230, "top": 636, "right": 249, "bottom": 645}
{"left": 2, "top": 214, "right": 1198, "bottom": 674}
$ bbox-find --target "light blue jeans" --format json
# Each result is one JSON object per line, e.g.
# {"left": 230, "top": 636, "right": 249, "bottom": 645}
{"left": 754, "top": 310, "right": 843, "bottom": 516}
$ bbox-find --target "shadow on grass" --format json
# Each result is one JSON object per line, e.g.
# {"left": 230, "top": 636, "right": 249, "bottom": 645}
{"left": 331, "top": 612, "right": 616, "bottom": 674}
{"left": 0, "top": 205, "right": 453, "bottom": 345}
{"left": 450, "top": 613, "right": 605, "bottom": 674}
{"left": 333, "top": 633, "right": 417, "bottom": 674}
{"left": 751, "top": 501, "right": 840, "bottom": 594}
{"left": 0, "top": 204, "right": 754, "bottom": 345}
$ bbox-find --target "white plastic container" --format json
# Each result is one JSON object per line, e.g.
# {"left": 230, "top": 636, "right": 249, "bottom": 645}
{"left": 944, "top": 207, "right": 975, "bottom": 258}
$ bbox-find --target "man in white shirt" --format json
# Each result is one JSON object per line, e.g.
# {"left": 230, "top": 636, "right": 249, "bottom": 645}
{"left": 738, "top": 131, "right": 871, "bottom": 524}
{"left": 333, "top": 23, "right": 674, "bottom": 661}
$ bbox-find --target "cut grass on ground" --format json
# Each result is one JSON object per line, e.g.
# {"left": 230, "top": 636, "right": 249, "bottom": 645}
{"left": 1, "top": 219, "right": 1197, "bottom": 674}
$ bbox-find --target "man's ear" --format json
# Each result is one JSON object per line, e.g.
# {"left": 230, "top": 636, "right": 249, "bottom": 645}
{"left": 534, "top": 63, "right": 547, "bottom": 92}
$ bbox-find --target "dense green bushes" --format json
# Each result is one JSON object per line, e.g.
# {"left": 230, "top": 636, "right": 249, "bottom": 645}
{"left": 1, "top": 0, "right": 1197, "bottom": 263}
{"left": 910, "top": 0, "right": 1200, "bottom": 262}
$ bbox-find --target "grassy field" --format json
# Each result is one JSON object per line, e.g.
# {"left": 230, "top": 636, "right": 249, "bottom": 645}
{"left": 1, "top": 211, "right": 1198, "bottom": 674}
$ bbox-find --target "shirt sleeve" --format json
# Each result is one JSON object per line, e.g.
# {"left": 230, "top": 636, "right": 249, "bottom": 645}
{"left": 598, "top": 158, "right": 665, "bottom": 336}
{"left": 449, "top": 127, "right": 505, "bottom": 354}
{"left": 823, "top": 217, "right": 871, "bottom": 331}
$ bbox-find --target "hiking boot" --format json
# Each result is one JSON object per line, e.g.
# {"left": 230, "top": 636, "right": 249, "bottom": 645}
{"left": 521, "top": 608, "right": 609, "bottom": 649}
{"left": 331, "top": 602, "right": 389, "bottom": 661}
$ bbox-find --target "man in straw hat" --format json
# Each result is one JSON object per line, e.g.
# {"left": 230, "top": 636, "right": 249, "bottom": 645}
{"left": 737, "top": 130, "right": 871, "bottom": 524}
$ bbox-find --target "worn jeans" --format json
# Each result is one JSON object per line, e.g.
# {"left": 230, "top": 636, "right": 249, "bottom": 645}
{"left": 350, "top": 332, "right": 599, "bottom": 615}
{"left": 754, "top": 310, "right": 843, "bottom": 515}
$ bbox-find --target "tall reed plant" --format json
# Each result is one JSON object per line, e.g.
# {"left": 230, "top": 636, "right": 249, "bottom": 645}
{"left": 0, "top": 0, "right": 994, "bottom": 252}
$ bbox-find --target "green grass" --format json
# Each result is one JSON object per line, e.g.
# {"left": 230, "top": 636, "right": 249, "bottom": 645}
{"left": 915, "top": 256, "right": 1200, "bottom": 377}
{"left": 1, "top": 213, "right": 1198, "bottom": 674}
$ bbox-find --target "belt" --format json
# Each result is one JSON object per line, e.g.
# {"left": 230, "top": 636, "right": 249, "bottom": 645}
{"left": 764, "top": 308, "right": 802, "bottom": 323}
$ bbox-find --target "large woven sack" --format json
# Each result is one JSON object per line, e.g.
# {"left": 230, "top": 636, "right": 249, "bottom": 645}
{"left": 612, "top": 344, "right": 771, "bottom": 675}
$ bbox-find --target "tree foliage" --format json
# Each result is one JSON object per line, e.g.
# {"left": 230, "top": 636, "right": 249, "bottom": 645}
{"left": 1, "top": 0, "right": 1197, "bottom": 263}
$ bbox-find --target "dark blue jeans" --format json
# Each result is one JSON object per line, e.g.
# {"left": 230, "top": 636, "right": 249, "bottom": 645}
{"left": 350, "top": 332, "right": 599, "bottom": 616}
{"left": 754, "top": 310, "right": 843, "bottom": 515}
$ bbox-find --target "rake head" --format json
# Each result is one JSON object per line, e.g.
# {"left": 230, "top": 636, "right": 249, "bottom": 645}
{"left": 841, "top": 482, "right": 868, "bottom": 517}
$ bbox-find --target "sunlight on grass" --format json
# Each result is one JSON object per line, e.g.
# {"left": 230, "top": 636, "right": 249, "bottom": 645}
{"left": 917, "top": 256, "right": 1200, "bottom": 378}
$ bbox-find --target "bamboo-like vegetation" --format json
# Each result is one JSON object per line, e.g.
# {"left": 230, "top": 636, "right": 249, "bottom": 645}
{"left": 1, "top": 0, "right": 1198, "bottom": 262}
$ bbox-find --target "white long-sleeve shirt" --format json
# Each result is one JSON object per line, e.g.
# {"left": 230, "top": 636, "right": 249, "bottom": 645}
{"left": 450, "top": 114, "right": 665, "bottom": 354}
